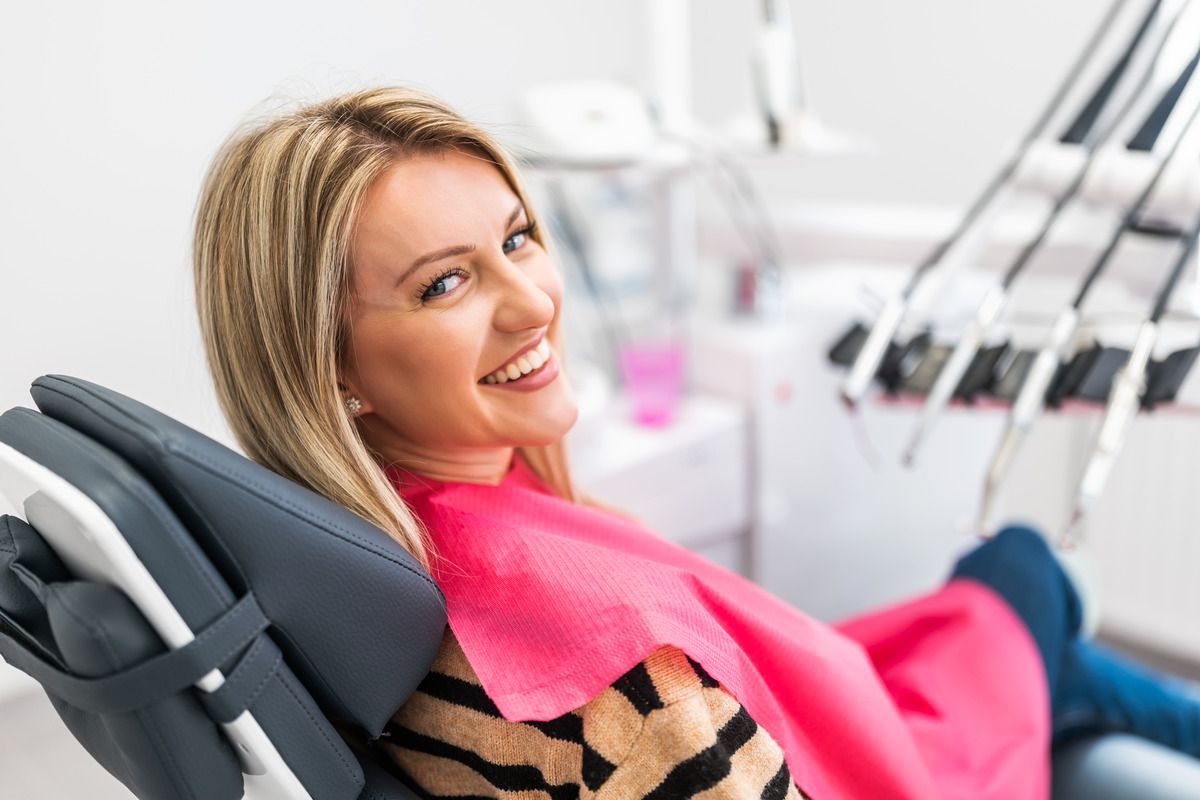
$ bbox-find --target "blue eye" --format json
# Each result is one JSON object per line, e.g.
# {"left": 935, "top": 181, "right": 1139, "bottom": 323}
{"left": 416, "top": 222, "right": 538, "bottom": 303}
{"left": 503, "top": 222, "right": 537, "bottom": 254}
{"left": 503, "top": 232, "right": 525, "bottom": 253}
{"left": 417, "top": 267, "right": 467, "bottom": 301}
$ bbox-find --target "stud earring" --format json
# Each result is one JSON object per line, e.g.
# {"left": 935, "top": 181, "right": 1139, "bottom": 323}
{"left": 345, "top": 396, "right": 363, "bottom": 416}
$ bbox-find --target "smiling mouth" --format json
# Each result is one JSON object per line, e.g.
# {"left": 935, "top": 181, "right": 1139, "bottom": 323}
{"left": 478, "top": 339, "right": 552, "bottom": 385}
{"left": 479, "top": 355, "right": 550, "bottom": 385}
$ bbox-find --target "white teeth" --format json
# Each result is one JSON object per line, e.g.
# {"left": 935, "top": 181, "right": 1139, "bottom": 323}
{"left": 483, "top": 339, "right": 553, "bottom": 385}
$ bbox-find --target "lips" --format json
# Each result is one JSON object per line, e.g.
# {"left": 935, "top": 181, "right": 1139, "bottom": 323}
{"left": 479, "top": 332, "right": 546, "bottom": 382}
{"left": 481, "top": 343, "right": 560, "bottom": 391}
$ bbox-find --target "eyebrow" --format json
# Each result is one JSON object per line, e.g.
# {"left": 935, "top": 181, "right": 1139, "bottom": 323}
{"left": 395, "top": 202, "right": 527, "bottom": 288}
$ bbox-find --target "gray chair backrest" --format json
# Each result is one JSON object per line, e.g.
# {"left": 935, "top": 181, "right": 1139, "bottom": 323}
{"left": 0, "top": 376, "right": 449, "bottom": 798}
{"left": 29, "top": 375, "right": 447, "bottom": 740}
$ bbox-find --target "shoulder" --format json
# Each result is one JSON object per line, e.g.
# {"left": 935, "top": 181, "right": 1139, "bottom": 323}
{"left": 592, "top": 645, "right": 809, "bottom": 799}
{"left": 372, "top": 628, "right": 809, "bottom": 799}
{"left": 373, "top": 628, "right": 589, "bottom": 796}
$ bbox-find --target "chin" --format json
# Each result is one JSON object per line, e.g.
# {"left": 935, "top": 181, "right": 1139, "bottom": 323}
{"left": 519, "top": 399, "right": 580, "bottom": 447}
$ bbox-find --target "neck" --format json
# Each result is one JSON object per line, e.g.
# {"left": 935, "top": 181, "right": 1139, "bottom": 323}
{"left": 380, "top": 445, "right": 516, "bottom": 487}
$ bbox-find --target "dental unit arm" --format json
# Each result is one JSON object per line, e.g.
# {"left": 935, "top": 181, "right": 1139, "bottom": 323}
{"left": 1067, "top": 213, "right": 1200, "bottom": 541}
{"left": 903, "top": 0, "right": 1199, "bottom": 465}
{"left": 838, "top": 0, "right": 1164, "bottom": 410}
{"left": 976, "top": 52, "right": 1200, "bottom": 535}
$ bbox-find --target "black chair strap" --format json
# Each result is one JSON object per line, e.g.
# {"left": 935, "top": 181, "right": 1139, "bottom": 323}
{"left": 0, "top": 592, "right": 268, "bottom": 714}
{"left": 198, "top": 632, "right": 282, "bottom": 723}
{"left": 0, "top": 606, "right": 67, "bottom": 670}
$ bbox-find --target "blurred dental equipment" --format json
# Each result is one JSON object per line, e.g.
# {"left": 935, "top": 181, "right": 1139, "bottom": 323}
{"left": 754, "top": 0, "right": 806, "bottom": 149}
{"left": 540, "top": 178, "right": 632, "bottom": 375}
{"left": 838, "top": 0, "right": 1188, "bottom": 412}
{"left": 977, "top": 54, "right": 1200, "bottom": 535}
{"left": 902, "top": 4, "right": 1200, "bottom": 465}
{"left": 1064, "top": 210, "right": 1200, "bottom": 542}
{"left": 516, "top": 81, "right": 661, "bottom": 166}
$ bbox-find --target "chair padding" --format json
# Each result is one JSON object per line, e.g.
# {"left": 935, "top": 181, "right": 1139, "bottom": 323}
{"left": 44, "top": 579, "right": 246, "bottom": 800}
{"left": 356, "top": 750, "right": 423, "bottom": 800}
{"left": 0, "top": 514, "right": 244, "bottom": 799}
{"left": 30, "top": 374, "right": 447, "bottom": 740}
{"left": 0, "top": 410, "right": 366, "bottom": 799}
{"left": 0, "top": 514, "right": 71, "bottom": 664}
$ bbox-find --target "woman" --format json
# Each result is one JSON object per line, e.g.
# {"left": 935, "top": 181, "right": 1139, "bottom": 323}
{"left": 194, "top": 86, "right": 1200, "bottom": 799}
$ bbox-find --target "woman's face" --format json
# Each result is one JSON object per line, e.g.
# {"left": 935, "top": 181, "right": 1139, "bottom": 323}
{"left": 342, "top": 148, "right": 579, "bottom": 472}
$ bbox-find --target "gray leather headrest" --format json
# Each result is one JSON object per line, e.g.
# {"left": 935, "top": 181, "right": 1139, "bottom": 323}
{"left": 30, "top": 374, "right": 447, "bottom": 739}
{"left": 0, "top": 411, "right": 366, "bottom": 799}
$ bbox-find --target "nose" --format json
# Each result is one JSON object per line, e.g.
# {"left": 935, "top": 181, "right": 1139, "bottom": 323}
{"left": 483, "top": 246, "right": 556, "bottom": 331}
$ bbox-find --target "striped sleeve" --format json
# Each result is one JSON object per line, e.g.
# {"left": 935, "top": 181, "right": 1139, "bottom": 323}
{"left": 368, "top": 629, "right": 812, "bottom": 799}
{"left": 592, "top": 648, "right": 810, "bottom": 800}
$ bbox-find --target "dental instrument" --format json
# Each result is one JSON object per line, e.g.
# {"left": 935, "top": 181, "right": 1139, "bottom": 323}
{"left": 1064, "top": 208, "right": 1200, "bottom": 541}
{"left": 901, "top": 6, "right": 1199, "bottom": 466}
{"left": 754, "top": 0, "right": 805, "bottom": 148}
{"left": 977, "top": 57, "right": 1200, "bottom": 534}
{"left": 838, "top": 0, "right": 1167, "bottom": 411}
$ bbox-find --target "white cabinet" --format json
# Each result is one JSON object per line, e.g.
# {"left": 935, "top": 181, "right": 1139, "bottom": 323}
{"left": 688, "top": 274, "right": 1015, "bottom": 624}
{"left": 566, "top": 392, "right": 752, "bottom": 576}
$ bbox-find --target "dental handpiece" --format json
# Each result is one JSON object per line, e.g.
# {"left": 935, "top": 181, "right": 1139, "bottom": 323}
{"left": 977, "top": 64, "right": 1200, "bottom": 534}
{"left": 975, "top": 306, "right": 1082, "bottom": 533}
{"left": 1070, "top": 320, "right": 1157, "bottom": 525}
{"left": 1069, "top": 215, "right": 1200, "bottom": 535}
{"left": 839, "top": 0, "right": 1135, "bottom": 410}
{"left": 902, "top": 16, "right": 1195, "bottom": 465}
{"left": 901, "top": 283, "right": 1007, "bottom": 465}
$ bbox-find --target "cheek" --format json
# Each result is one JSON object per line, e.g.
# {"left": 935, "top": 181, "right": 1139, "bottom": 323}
{"left": 352, "top": 319, "right": 410, "bottom": 377}
{"left": 352, "top": 315, "right": 477, "bottom": 395}
{"left": 347, "top": 319, "right": 423, "bottom": 406}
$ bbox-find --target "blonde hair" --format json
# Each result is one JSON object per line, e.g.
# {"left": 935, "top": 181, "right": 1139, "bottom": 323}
{"left": 194, "top": 86, "right": 628, "bottom": 573}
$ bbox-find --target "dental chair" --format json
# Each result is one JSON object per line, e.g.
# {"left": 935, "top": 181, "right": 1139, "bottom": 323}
{"left": 2, "top": 374, "right": 1200, "bottom": 799}
{"left": 0, "top": 374, "right": 445, "bottom": 799}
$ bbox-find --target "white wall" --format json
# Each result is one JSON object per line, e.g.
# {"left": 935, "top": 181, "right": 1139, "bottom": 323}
{"left": 0, "top": 1, "right": 1120, "bottom": 700}
{"left": 0, "top": 0, "right": 648, "bottom": 701}
{"left": 0, "top": 0, "right": 1110, "bottom": 428}
{"left": 0, "top": 0, "right": 655, "bottom": 436}
{"left": 692, "top": 0, "right": 1109, "bottom": 205}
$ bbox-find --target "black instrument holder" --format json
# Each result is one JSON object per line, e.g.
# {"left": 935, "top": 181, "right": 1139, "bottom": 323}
{"left": 826, "top": 322, "right": 932, "bottom": 395}
{"left": 1074, "top": 346, "right": 1133, "bottom": 404}
{"left": 888, "top": 331, "right": 937, "bottom": 395}
{"left": 1143, "top": 345, "right": 1200, "bottom": 410}
{"left": 827, "top": 322, "right": 871, "bottom": 367}
{"left": 955, "top": 342, "right": 1012, "bottom": 402}
{"left": 1042, "top": 345, "right": 1128, "bottom": 407}
{"left": 990, "top": 348, "right": 1037, "bottom": 403}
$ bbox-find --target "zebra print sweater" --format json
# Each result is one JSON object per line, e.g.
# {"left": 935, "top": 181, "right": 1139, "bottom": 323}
{"left": 363, "top": 629, "right": 813, "bottom": 799}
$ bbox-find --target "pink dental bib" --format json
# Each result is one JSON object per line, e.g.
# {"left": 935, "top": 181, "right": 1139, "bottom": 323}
{"left": 388, "top": 453, "right": 1049, "bottom": 799}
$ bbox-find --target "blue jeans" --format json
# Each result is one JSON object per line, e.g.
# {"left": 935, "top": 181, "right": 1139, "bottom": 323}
{"left": 949, "top": 525, "right": 1200, "bottom": 755}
